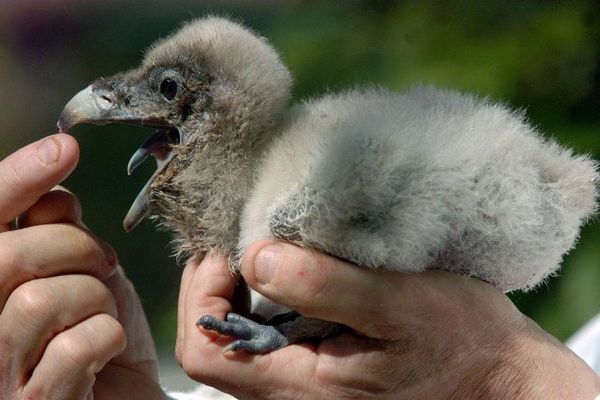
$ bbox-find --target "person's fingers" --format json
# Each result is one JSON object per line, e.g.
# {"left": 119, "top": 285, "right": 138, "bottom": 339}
{"left": 18, "top": 188, "right": 83, "bottom": 227}
{"left": 240, "top": 241, "right": 389, "bottom": 330}
{"left": 241, "top": 241, "right": 474, "bottom": 337}
{"left": 179, "top": 253, "right": 317, "bottom": 399}
{"left": 22, "top": 313, "right": 126, "bottom": 400}
{"left": 0, "top": 224, "right": 118, "bottom": 308}
{"left": 179, "top": 253, "right": 242, "bottom": 389}
{"left": 0, "top": 134, "right": 79, "bottom": 229}
{"left": 102, "top": 266, "right": 159, "bottom": 381}
{"left": 175, "top": 255, "right": 202, "bottom": 366}
{"left": 183, "top": 252, "right": 238, "bottom": 354}
{"left": 0, "top": 275, "right": 117, "bottom": 394}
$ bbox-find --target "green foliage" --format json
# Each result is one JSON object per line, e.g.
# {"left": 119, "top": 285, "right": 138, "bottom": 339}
{"left": 0, "top": 0, "right": 598, "bottom": 351}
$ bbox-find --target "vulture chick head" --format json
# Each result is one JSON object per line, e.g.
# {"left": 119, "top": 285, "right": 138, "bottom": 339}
{"left": 59, "top": 17, "right": 292, "bottom": 256}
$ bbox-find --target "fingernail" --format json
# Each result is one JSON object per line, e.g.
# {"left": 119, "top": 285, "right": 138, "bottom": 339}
{"left": 254, "top": 245, "right": 282, "bottom": 284}
{"left": 37, "top": 137, "right": 61, "bottom": 165}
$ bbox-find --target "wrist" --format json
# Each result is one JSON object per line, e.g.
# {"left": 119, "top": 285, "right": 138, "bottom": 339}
{"left": 482, "top": 318, "right": 600, "bottom": 399}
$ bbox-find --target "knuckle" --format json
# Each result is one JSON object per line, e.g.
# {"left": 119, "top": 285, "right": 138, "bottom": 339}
{"left": 53, "top": 330, "right": 96, "bottom": 369}
{"left": 69, "top": 228, "right": 105, "bottom": 266}
{"left": 84, "top": 277, "right": 117, "bottom": 317}
{"left": 97, "top": 314, "right": 127, "bottom": 353}
{"left": 10, "top": 282, "right": 53, "bottom": 322}
{"left": 92, "top": 276, "right": 113, "bottom": 302}
{"left": 55, "top": 314, "right": 126, "bottom": 373}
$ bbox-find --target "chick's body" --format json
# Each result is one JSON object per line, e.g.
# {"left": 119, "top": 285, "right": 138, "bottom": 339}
{"left": 59, "top": 16, "right": 598, "bottom": 352}
{"left": 241, "top": 86, "right": 597, "bottom": 292}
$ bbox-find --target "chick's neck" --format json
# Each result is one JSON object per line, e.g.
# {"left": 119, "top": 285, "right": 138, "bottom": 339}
{"left": 152, "top": 102, "right": 283, "bottom": 260}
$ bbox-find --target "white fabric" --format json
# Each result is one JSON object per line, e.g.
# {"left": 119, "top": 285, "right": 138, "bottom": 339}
{"left": 567, "top": 313, "right": 600, "bottom": 374}
{"left": 167, "top": 384, "right": 235, "bottom": 400}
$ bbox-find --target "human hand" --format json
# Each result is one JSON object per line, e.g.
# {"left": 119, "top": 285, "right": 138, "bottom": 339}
{"left": 177, "top": 242, "right": 600, "bottom": 400}
{"left": 0, "top": 134, "right": 164, "bottom": 400}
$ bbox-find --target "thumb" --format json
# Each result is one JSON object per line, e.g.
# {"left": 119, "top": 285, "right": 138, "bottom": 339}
{"left": 242, "top": 241, "right": 514, "bottom": 339}
{"left": 0, "top": 134, "right": 79, "bottom": 227}
{"left": 241, "top": 241, "right": 406, "bottom": 333}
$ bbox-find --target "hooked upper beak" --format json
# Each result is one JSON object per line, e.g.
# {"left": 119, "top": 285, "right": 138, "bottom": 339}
{"left": 57, "top": 84, "right": 168, "bottom": 132}
{"left": 58, "top": 85, "right": 113, "bottom": 132}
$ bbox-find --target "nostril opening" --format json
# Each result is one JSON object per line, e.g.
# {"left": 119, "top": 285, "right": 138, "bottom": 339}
{"left": 97, "top": 93, "right": 115, "bottom": 110}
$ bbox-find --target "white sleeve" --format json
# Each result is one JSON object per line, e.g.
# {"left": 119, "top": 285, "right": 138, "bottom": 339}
{"left": 167, "top": 385, "right": 237, "bottom": 400}
{"left": 566, "top": 313, "right": 600, "bottom": 374}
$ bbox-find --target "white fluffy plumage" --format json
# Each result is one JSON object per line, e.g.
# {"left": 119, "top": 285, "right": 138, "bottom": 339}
{"left": 147, "top": 17, "right": 598, "bottom": 293}
{"left": 239, "top": 85, "right": 598, "bottom": 292}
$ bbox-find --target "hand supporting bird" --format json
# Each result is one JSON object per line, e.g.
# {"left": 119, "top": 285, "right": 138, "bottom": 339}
{"left": 179, "top": 244, "right": 600, "bottom": 400}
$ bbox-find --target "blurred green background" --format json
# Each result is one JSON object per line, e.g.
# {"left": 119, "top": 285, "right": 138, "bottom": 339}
{"left": 0, "top": 0, "right": 598, "bottom": 368}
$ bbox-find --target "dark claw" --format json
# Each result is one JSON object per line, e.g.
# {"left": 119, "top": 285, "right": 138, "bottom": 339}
{"left": 198, "top": 313, "right": 289, "bottom": 354}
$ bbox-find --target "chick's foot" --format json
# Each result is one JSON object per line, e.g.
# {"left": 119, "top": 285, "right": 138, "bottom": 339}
{"left": 198, "top": 313, "right": 288, "bottom": 353}
{"left": 197, "top": 311, "right": 344, "bottom": 354}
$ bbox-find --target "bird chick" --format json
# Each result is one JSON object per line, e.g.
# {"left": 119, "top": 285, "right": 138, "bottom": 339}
{"left": 58, "top": 17, "right": 599, "bottom": 353}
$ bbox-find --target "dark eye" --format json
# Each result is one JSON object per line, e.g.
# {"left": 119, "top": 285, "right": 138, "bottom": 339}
{"left": 160, "top": 78, "right": 178, "bottom": 101}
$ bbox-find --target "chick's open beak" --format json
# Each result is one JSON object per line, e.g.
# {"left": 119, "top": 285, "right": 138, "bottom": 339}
{"left": 58, "top": 84, "right": 180, "bottom": 232}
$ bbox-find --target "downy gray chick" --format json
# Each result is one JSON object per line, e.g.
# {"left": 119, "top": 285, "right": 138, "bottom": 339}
{"left": 58, "top": 17, "right": 599, "bottom": 353}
